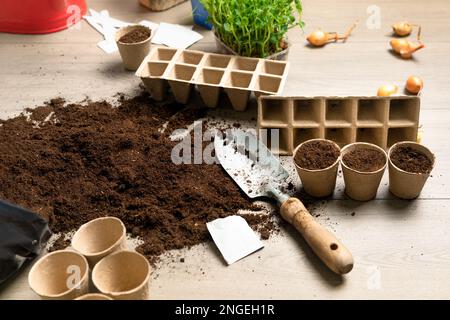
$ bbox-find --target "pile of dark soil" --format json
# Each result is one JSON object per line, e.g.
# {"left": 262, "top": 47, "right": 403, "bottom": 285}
{"left": 0, "top": 92, "right": 274, "bottom": 262}
{"left": 294, "top": 140, "right": 340, "bottom": 170}
{"left": 390, "top": 145, "right": 433, "bottom": 174}
{"left": 119, "top": 27, "right": 151, "bottom": 43}
{"left": 342, "top": 148, "right": 386, "bottom": 172}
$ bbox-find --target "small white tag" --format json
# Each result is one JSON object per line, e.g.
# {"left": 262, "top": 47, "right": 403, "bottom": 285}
{"left": 206, "top": 215, "right": 264, "bottom": 265}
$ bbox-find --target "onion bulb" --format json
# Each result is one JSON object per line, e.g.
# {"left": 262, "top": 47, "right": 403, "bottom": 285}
{"left": 392, "top": 22, "right": 414, "bottom": 37}
{"left": 307, "top": 30, "right": 330, "bottom": 46}
{"left": 377, "top": 84, "right": 398, "bottom": 97}
{"left": 307, "top": 21, "right": 358, "bottom": 47}
{"left": 405, "top": 76, "right": 423, "bottom": 94}
{"left": 390, "top": 39, "right": 424, "bottom": 59}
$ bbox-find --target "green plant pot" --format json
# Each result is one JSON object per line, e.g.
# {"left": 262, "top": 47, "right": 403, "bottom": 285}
{"left": 213, "top": 32, "right": 290, "bottom": 61}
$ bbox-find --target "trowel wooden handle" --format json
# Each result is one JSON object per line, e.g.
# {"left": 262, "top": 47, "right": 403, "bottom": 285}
{"left": 280, "top": 197, "right": 353, "bottom": 275}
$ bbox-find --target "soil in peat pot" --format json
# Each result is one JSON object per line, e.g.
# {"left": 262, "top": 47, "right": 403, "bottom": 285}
{"left": 119, "top": 27, "right": 151, "bottom": 43}
{"left": 0, "top": 91, "right": 276, "bottom": 264}
{"left": 342, "top": 148, "right": 386, "bottom": 172}
{"left": 390, "top": 145, "right": 433, "bottom": 174}
{"left": 294, "top": 140, "right": 340, "bottom": 170}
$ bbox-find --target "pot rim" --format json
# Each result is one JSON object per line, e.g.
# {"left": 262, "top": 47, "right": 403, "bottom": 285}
{"left": 116, "top": 25, "right": 153, "bottom": 45}
{"left": 28, "top": 250, "right": 89, "bottom": 299}
{"left": 293, "top": 138, "right": 341, "bottom": 172}
{"left": 341, "top": 142, "right": 388, "bottom": 175}
{"left": 388, "top": 141, "right": 435, "bottom": 176}
{"left": 92, "top": 250, "right": 151, "bottom": 297}
{"left": 75, "top": 293, "right": 114, "bottom": 300}
{"left": 71, "top": 216, "right": 126, "bottom": 258}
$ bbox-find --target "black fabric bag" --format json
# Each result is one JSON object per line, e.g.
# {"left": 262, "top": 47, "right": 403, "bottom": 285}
{"left": 0, "top": 200, "right": 51, "bottom": 285}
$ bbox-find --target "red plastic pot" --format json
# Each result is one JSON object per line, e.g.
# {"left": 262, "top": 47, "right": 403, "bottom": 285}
{"left": 0, "top": 0, "right": 87, "bottom": 34}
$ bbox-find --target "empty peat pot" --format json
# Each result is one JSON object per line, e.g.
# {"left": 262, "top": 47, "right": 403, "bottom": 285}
{"left": 71, "top": 217, "right": 127, "bottom": 267}
{"left": 388, "top": 142, "right": 435, "bottom": 199}
{"left": 116, "top": 25, "right": 152, "bottom": 71}
{"left": 92, "top": 250, "right": 151, "bottom": 300}
{"left": 341, "top": 142, "right": 388, "bottom": 201}
{"left": 28, "top": 250, "right": 89, "bottom": 300}
{"left": 293, "top": 139, "right": 341, "bottom": 197}
{"left": 75, "top": 293, "right": 113, "bottom": 300}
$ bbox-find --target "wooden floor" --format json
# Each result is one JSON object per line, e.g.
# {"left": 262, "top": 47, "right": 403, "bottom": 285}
{"left": 1, "top": 0, "right": 450, "bottom": 299}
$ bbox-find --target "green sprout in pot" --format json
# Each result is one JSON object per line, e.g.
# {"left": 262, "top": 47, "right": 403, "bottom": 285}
{"left": 201, "top": 0, "right": 304, "bottom": 58}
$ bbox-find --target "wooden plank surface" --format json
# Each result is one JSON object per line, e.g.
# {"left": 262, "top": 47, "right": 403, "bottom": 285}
{"left": 1, "top": 0, "right": 450, "bottom": 299}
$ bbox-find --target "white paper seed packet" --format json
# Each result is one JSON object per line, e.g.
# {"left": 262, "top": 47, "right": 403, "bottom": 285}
{"left": 151, "top": 22, "right": 203, "bottom": 49}
{"left": 206, "top": 215, "right": 264, "bottom": 265}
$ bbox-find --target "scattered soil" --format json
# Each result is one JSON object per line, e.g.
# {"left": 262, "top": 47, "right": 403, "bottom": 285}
{"left": 390, "top": 145, "right": 433, "bottom": 174}
{"left": 0, "top": 91, "right": 275, "bottom": 264}
{"left": 50, "top": 236, "right": 71, "bottom": 251}
{"left": 119, "top": 27, "right": 151, "bottom": 44}
{"left": 294, "top": 140, "right": 340, "bottom": 170}
{"left": 342, "top": 148, "right": 386, "bottom": 172}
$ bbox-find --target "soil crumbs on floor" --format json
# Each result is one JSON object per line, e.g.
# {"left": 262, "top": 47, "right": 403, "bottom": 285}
{"left": 0, "top": 91, "right": 275, "bottom": 264}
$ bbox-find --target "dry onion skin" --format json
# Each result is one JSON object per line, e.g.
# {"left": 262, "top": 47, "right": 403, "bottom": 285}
{"left": 307, "top": 21, "right": 358, "bottom": 47}
{"left": 392, "top": 21, "right": 420, "bottom": 37}
{"left": 377, "top": 84, "right": 398, "bottom": 97}
{"left": 405, "top": 76, "right": 424, "bottom": 94}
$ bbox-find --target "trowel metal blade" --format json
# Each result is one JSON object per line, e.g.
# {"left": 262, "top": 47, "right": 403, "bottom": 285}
{"left": 214, "top": 130, "right": 289, "bottom": 199}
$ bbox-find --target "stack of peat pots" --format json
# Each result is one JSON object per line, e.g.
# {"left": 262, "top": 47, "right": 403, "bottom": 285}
{"left": 28, "top": 217, "right": 151, "bottom": 300}
{"left": 293, "top": 139, "right": 435, "bottom": 201}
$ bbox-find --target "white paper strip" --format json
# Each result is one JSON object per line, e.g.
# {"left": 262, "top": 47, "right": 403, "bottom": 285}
{"left": 84, "top": 15, "right": 104, "bottom": 35}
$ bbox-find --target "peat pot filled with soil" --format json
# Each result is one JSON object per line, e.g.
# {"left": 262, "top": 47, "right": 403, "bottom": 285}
{"left": 388, "top": 142, "right": 435, "bottom": 199}
{"left": 341, "top": 142, "right": 388, "bottom": 201}
{"left": 293, "top": 139, "right": 341, "bottom": 197}
{"left": 116, "top": 25, "right": 152, "bottom": 71}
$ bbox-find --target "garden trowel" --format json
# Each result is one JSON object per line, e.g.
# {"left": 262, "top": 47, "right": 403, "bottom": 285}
{"left": 214, "top": 130, "right": 353, "bottom": 275}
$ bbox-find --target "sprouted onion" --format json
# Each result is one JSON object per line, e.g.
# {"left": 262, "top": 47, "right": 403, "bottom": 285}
{"left": 307, "top": 20, "right": 358, "bottom": 47}
{"left": 390, "top": 39, "right": 424, "bottom": 59}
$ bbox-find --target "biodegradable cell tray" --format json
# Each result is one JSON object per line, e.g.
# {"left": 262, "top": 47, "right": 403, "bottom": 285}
{"left": 135, "top": 47, "right": 289, "bottom": 111}
{"left": 257, "top": 96, "right": 420, "bottom": 155}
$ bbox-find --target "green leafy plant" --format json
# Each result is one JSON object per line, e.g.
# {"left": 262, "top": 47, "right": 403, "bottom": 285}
{"left": 201, "top": 0, "right": 303, "bottom": 58}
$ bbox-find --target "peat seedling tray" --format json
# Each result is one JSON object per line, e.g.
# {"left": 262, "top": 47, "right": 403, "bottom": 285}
{"left": 257, "top": 95, "right": 420, "bottom": 155}
{"left": 136, "top": 47, "right": 290, "bottom": 111}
